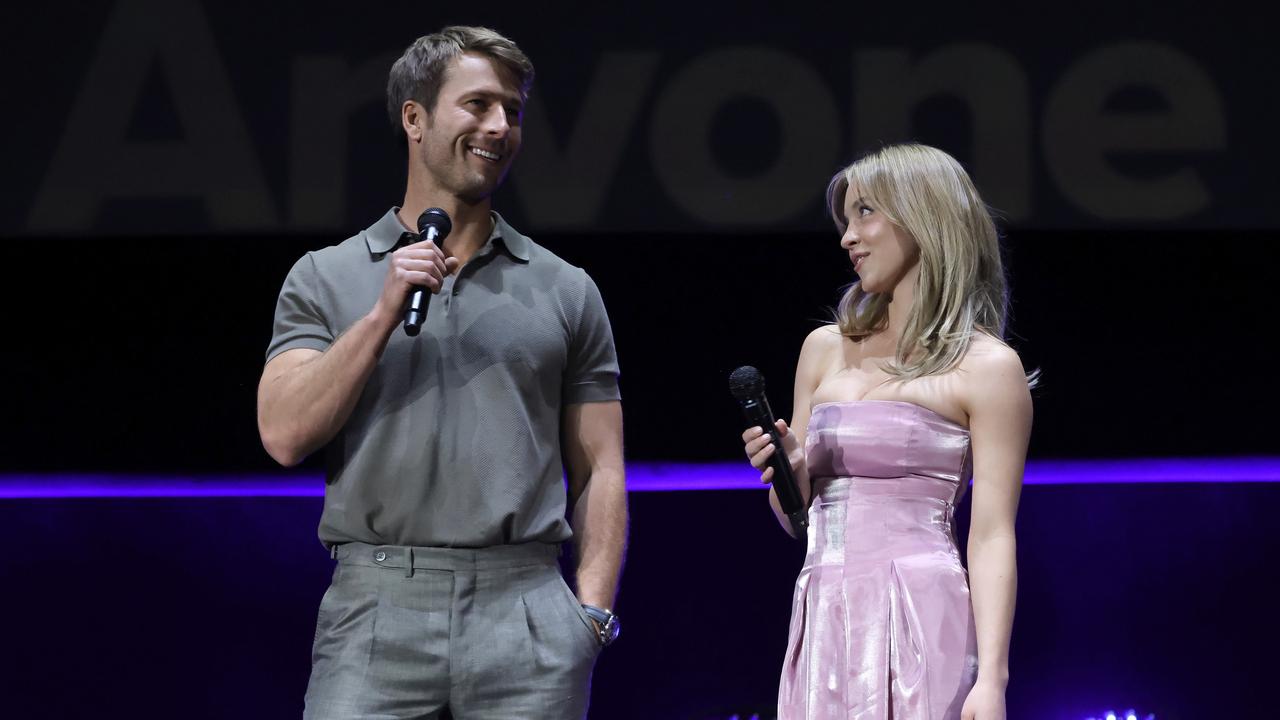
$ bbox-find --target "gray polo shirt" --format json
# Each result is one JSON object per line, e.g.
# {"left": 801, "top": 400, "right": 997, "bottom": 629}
{"left": 267, "top": 209, "right": 620, "bottom": 548}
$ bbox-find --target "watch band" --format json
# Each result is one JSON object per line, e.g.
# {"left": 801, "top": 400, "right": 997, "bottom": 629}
{"left": 581, "top": 604, "right": 620, "bottom": 646}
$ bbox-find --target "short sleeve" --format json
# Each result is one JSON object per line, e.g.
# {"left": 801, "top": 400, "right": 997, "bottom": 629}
{"left": 265, "top": 253, "right": 334, "bottom": 363}
{"left": 562, "top": 273, "right": 621, "bottom": 404}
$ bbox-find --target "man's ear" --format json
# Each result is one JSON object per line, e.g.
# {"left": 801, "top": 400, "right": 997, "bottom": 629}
{"left": 402, "top": 100, "right": 427, "bottom": 143}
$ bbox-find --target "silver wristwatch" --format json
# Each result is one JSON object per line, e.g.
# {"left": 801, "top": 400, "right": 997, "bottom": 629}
{"left": 581, "top": 604, "right": 620, "bottom": 647}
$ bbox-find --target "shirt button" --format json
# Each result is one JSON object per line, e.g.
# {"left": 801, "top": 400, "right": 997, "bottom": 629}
{"left": 452, "top": 289, "right": 459, "bottom": 296}
{"left": 374, "top": 551, "right": 387, "bottom": 562}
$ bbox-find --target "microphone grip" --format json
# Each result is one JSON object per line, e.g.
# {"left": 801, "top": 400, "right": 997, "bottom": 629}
{"left": 740, "top": 396, "right": 809, "bottom": 539}
{"left": 403, "top": 290, "right": 428, "bottom": 336}
{"left": 403, "top": 227, "right": 441, "bottom": 336}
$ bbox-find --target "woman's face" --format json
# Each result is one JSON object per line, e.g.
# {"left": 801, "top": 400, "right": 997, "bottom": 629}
{"left": 839, "top": 184, "right": 920, "bottom": 295}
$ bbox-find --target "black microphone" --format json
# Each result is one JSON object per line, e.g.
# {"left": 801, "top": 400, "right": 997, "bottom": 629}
{"left": 729, "top": 366, "right": 808, "bottom": 540}
{"left": 403, "top": 207, "right": 453, "bottom": 336}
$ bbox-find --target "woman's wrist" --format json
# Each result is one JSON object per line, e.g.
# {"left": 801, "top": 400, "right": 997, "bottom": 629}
{"left": 975, "top": 668, "right": 1009, "bottom": 688}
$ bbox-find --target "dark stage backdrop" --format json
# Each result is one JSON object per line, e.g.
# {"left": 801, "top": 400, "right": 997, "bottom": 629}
{"left": 4, "top": 0, "right": 1276, "bottom": 238}
{"left": 2, "top": 230, "right": 1275, "bottom": 472}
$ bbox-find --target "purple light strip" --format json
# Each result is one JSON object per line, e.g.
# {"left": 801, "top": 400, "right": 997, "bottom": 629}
{"left": 1, "top": 457, "right": 1278, "bottom": 499}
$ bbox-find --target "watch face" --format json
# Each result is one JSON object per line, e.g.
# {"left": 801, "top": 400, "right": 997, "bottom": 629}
{"left": 582, "top": 605, "right": 619, "bottom": 645}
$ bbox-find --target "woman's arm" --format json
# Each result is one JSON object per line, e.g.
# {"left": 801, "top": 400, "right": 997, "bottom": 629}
{"left": 744, "top": 325, "right": 838, "bottom": 536}
{"left": 960, "top": 343, "right": 1033, "bottom": 718}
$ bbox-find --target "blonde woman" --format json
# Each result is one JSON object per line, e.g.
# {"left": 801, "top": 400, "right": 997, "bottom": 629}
{"left": 742, "top": 144, "right": 1033, "bottom": 720}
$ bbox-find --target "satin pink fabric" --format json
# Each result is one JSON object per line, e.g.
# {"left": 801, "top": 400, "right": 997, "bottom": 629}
{"left": 779, "top": 401, "right": 978, "bottom": 720}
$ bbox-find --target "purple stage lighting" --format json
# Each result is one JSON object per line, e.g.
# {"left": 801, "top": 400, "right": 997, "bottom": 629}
{"left": 1085, "top": 710, "right": 1152, "bottom": 720}
{"left": 1, "top": 457, "right": 1277, "bottom": 499}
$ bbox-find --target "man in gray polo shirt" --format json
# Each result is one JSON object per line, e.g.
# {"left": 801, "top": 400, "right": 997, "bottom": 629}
{"left": 257, "top": 26, "right": 626, "bottom": 720}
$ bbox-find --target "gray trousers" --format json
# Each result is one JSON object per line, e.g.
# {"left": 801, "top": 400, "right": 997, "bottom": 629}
{"left": 303, "top": 542, "right": 601, "bottom": 720}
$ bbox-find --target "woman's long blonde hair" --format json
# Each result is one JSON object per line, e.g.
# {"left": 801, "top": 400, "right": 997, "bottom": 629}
{"left": 828, "top": 143, "right": 1008, "bottom": 381}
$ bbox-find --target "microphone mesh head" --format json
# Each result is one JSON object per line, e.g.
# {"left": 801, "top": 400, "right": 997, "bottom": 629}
{"left": 728, "top": 366, "right": 765, "bottom": 400}
{"left": 417, "top": 207, "right": 453, "bottom": 239}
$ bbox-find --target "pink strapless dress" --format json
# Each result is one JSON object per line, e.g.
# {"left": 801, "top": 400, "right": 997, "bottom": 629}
{"left": 778, "top": 401, "right": 978, "bottom": 720}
